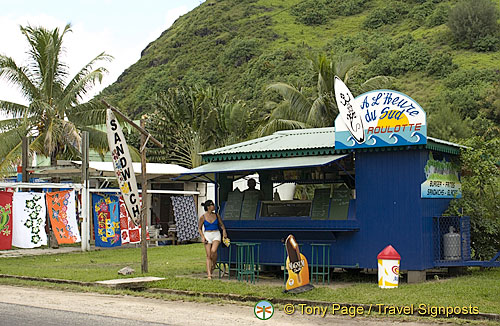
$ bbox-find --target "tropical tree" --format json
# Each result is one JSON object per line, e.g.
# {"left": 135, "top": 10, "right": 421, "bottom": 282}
{"left": 147, "top": 86, "right": 255, "bottom": 168}
{"left": 257, "top": 53, "right": 392, "bottom": 136}
{"left": 0, "top": 23, "right": 115, "bottom": 172}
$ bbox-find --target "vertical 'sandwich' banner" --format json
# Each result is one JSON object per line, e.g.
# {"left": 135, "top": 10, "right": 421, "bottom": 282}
{"left": 106, "top": 109, "right": 141, "bottom": 226}
{"left": 334, "top": 77, "right": 426, "bottom": 150}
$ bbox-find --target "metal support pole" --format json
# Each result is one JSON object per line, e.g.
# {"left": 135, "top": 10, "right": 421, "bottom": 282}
{"left": 140, "top": 120, "right": 148, "bottom": 273}
{"left": 22, "top": 137, "right": 29, "bottom": 183}
{"left": 81, "top": 131, "right": 90, "bottom": 251}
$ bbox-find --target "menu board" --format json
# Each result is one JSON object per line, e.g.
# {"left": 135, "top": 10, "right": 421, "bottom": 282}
{"left": 240, "top": 191, "right": 260, "bottom": 220}
{"left": 223, "top": 191, "right": 243, "bottom": 220}
{"left": 330, "top": 187, "right": 351, "bottom": 220}
{"left": 311, "top": 188, "right": 331, "bottom": 220}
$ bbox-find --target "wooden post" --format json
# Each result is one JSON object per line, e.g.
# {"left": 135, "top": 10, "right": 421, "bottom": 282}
{"left": 141, "top": 119, "right": 148, "bottom": 273}
{"left": 102, "top": 100, "right": 164, "bottom": 273}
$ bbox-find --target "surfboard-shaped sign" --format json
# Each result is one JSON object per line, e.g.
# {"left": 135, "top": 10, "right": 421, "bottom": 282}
{"left": 334, "top": 87, "right": 427, "bottom": 150}
{"left": 334, "top": 76, "right": 365, "bottom": 144}
{"left": 106, "top": 109, "right": 141, "bottom": 226}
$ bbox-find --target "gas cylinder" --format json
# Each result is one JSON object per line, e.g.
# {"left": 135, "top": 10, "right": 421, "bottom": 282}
{"left": 443, "top": 226, "right": 461, "bottom": 260}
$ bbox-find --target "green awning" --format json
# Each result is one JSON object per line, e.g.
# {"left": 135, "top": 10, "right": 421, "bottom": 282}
{"left": 175, "top": 154, "right": 348, "bottom": 182}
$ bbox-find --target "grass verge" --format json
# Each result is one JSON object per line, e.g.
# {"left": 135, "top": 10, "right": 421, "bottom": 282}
{"left": 1, "top": 244, "right": 499, "bottom": 320}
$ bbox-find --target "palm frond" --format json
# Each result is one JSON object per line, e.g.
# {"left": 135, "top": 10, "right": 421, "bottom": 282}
{"left": 359, "top": 76, "right": 394, "bottom": 93}
{"left": 267, "top": 82, "right": 311, "bottom": 120}
{"left": 0, "top": 100, "right": 29, "bottom": 118}
{"left": 256, "top": 118, "right": 309, "bottom": 137}
{"left": 334, "top": 54, "right": 363, "bottom": 80}
{"left": 0, "top": 55, "right": 40, "bottom": 101}
{"left": 61, "top": 53, "right": 112, "bottom": 107}
{"left": 66, "top": 100, "right": 107, "bottom": 126}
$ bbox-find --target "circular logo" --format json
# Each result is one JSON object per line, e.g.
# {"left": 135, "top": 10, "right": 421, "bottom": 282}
{"left": 254, "top": 300, "right": 274, "bottom": 320}
{"left": 392, "top": 266, "right": 399, "bottom": 275}
{"left": 288, "top": 278, "right": 294, "bottom": 286}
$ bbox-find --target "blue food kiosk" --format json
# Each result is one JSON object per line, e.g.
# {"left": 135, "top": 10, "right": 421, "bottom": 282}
{"left": 178, "top": 89, "right": 500, "bottom": 282}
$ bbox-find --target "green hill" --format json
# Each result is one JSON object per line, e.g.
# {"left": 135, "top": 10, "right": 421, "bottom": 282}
{"left": 100, "top": 0, "right": 500, "bottom": 140}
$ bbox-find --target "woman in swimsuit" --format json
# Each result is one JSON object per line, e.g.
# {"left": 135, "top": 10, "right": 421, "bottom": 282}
{"left": 198, "top": 199, "right": 227, "bottom": 279}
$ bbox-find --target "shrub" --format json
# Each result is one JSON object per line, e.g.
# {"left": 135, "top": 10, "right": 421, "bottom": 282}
{"left": 410, "top": 1, "right": 436, "bottom": 26}
{"left": 425, "top": 3, "right": 450, "bottom": 27}
{"left": 291, "top": 0, "right": 329, "bottom": 26}
{"left": 444, "top": 68, "right": 499, "bottom": 89}
{"left": 447, "top": 0, "right": 500, "bottom": 48}
{"left": 390, "top": 41, "right": 431, "bottom": 74}
{"left": 472, "top": 35, "right": 500, "bottom": 52}
{"left": 363, "top": 3, "right": 406, "bottom": 29}
{"left": 222, "top": 38, "right": 261, "bottom": 67}
{"left": 445, "top": 137, "right": 500, "bottom": 260}
{"left": 426, "top": 51, "right": 456, "bottom": 77}
{"left": 334, "top": 0, "right": 368, "bottom": 16}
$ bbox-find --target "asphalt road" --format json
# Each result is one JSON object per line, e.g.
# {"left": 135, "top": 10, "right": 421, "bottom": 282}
{"left": 0, "top": 302, "right": 169, "bottom": 326}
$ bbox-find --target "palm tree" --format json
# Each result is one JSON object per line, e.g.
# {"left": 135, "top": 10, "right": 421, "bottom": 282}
{"left": 0, "top": 23, "right": 114, "bottom": 172}
{"left": 257, "top": 53, "right": 392, "bottom": 136}
{"left": 148, "top": 86, "right": 255, "bottom": 168}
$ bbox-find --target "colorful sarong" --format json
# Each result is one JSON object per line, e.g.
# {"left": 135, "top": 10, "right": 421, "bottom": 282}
{"left": 46, "top": 190, "right": 81, "bottom": 244}
{"left": 12, "top": 192, "right": 47, "bottom": 248}
{"left": 171, "top": 195, "right": 198, "bottom": 242}
{"left": 119, "top": 196, "right": 148, "bottom": 244}
{"left": 92, "top": 194, "right": 121, "bottom": 247}
{"left": 0, "top": 191, "right": 13, "bottom": 250}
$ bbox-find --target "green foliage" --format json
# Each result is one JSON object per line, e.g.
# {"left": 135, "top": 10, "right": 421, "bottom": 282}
{"left": 472, "top": 35, "right": 500, "bottom": 52}
{"left": 98, "top": 0, "right": 500, "bottom": 149}
{"left": 446, "top": 137, "right": 500, "bottom": 260}
{"left": 222, "top": 38, "right": 261, "bottom": 67}
{"left": 365, "top": 35, "right": 431, "bottom": 76}
{"left": 443, "top": 67, "right": 499, "bottom": 89}
{"left": 290, "top": 0, "right": 329, "bottom": 26}
{"left": 291, "top": 0, "right": 369, "bottom": 26}
{"left": 147, "top": 86, "right": 256, "bottom": 168}
{"left": 426, "top": 51, "right": 457, "bottom": 77}
{"left": 410, "top": 1, "right": 436, "bottom": 27}
{"left": 391, "top": 40, "right": 431, "bottom": 74}
{"left": 427, "top": 103, "right": 473, "bottom": 140}
{"left": 329, "top": 0, "right": 369, "bottom": 16}
{"left": 447, "top": 0, "right": 500, "bottom": 48}
{"left": 259, "top": 53, "right": 392, "bottom": 136}
{"left": 425, "top": 3, "right": 450, "bottom": 27}
{"left": 363, "top": 2, "right": 406, "bottom": 29}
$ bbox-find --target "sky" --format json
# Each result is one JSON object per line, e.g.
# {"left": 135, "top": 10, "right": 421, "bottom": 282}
{"left": 0, "top": 0, "right": 204, "bottom": 106}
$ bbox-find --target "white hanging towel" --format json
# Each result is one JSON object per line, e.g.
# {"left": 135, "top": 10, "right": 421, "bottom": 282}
{"left": 12, "top": 192, "right": 47, "bottom": 248}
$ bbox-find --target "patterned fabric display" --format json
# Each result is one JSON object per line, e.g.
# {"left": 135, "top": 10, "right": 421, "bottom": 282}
{"left": 119, "top": 196, "right": 147, "bottom": 244}
{"left": 46, "top": 190, "right": 81, "bottom": 244}
{"left": 12, "top": 192, "right": 47, "bottom": 248}
{"left": 0, "top": 191, "right": 13, "bottom": 250}
{"left": 92, "top": 194, "right": 121, "bottom": 247}
{"left": 171, "top": 196, "right": 198, "bottom": 242}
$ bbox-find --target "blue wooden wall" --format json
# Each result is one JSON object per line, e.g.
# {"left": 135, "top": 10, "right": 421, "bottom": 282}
{"left": 219, "top": 149, "right": 457, "bottom": 271}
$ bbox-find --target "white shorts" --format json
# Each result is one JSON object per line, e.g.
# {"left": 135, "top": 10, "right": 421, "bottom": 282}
{"left": 204, "top": 230, "right": 221, "bottom": 244}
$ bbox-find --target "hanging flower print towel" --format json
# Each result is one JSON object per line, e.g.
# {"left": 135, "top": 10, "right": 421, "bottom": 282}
{"left": 12, "top": 192, "right": 47, "bottom": 248}
{"left": 46, "top": 190, "right": 81, "bottom": 244}
{"left": 92, "top": 194, "right": 121, "bottom": 247}
{"left": 0, "top": 191, "right": 13, "bottom": 250}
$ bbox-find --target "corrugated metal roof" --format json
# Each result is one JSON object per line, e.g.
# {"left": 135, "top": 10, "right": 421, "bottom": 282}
{"left": 200, "top": 128, "right": 464, "bottom": 162}
{"left": 201, "top": 127, "right": 335, "bottom": 155}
